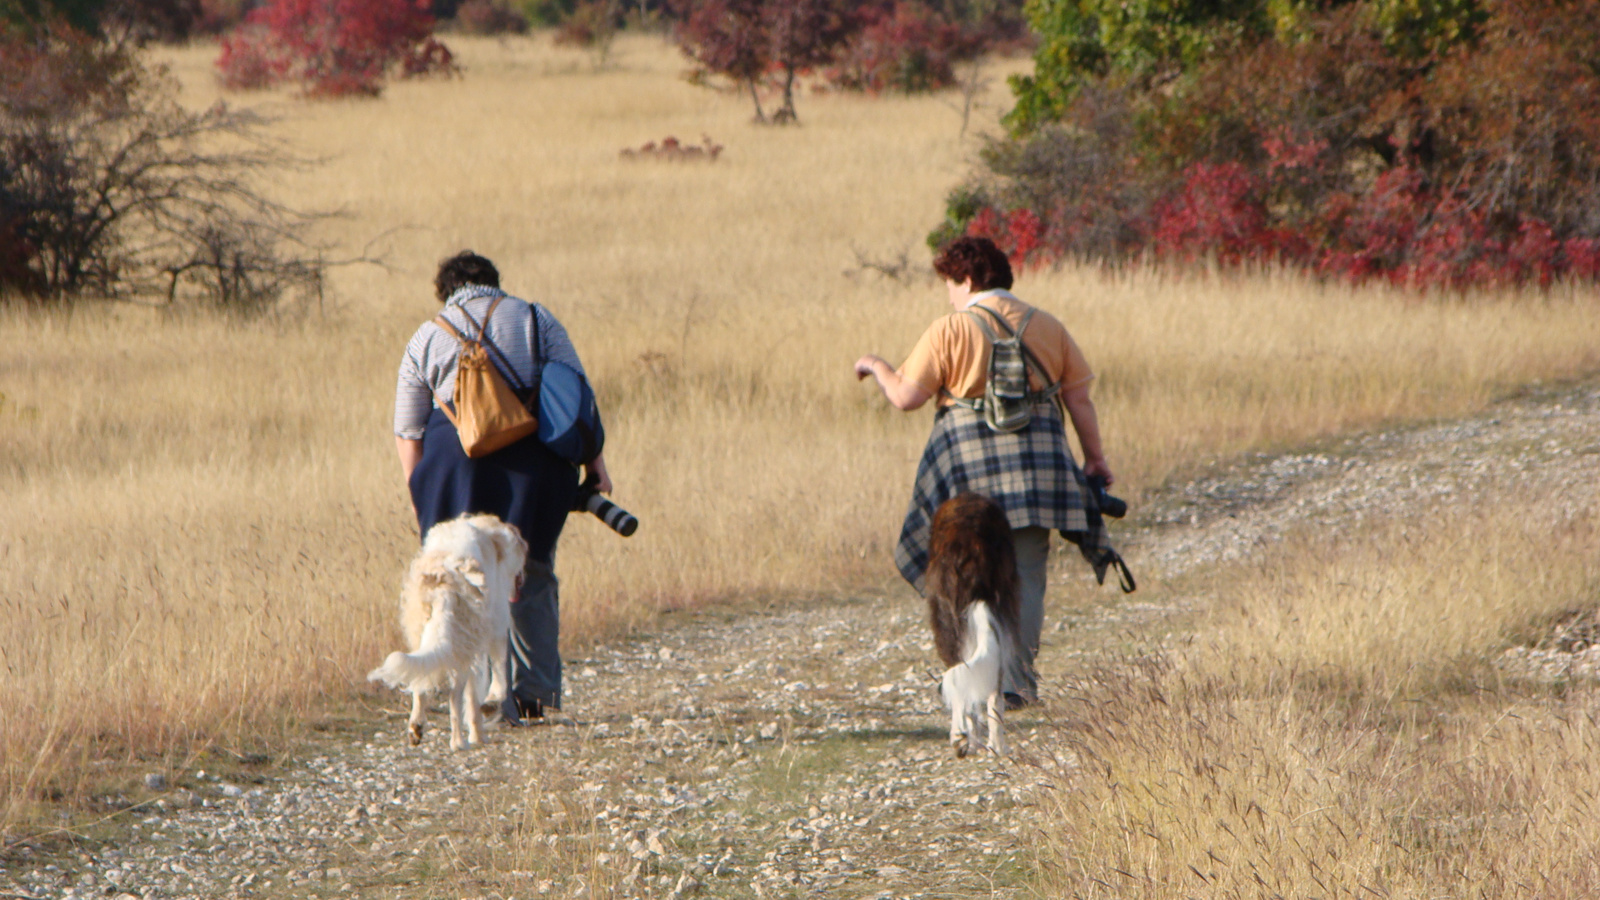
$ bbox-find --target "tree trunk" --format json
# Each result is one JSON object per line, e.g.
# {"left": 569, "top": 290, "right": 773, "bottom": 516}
{"left": 772, "top": 67, "right": 798, "bottom": 124}
{"left": 745, "top": 77, "right": 767, "bottom": 124}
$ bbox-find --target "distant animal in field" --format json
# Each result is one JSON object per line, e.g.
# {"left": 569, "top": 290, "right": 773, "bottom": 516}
{"left": 618, "top": 134, "right": 723, "bottom": 162}
{"left": 367, "top": 514, "right": 527, "bottom": 750}
{"left": 926, "top": 492, "right": 1021, "bottom": 758}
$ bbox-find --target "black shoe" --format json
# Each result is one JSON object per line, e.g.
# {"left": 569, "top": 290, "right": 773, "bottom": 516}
{"left": 501, "top": 696, "right": 544, "bottom": 727}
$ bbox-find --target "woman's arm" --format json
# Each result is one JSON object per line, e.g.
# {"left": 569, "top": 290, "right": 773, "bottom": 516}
{"left": 854, "top": 355, "right": 933, "bottom": 411}
{"left": 397, "top": 436, "right": 424, "bottom": 482}
{"left": 1060, "top": 384, "right": 1113, "bottom": 484}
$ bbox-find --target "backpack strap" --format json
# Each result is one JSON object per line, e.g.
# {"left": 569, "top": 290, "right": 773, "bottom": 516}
{"left": 965, "top": 303, "right": 1060, "bottom": 398}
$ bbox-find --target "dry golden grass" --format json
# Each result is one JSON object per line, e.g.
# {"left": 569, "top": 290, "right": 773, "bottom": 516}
{"left": 1038, "top": 493, "right": 1600, "bottom": 897}
{"left": 2, "top": 33, "right": 1599, "bottom": 837}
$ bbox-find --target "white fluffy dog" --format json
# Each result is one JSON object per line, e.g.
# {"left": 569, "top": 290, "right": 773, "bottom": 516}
{"left": 368, "top": 514, "right": 527, "bottom": 750}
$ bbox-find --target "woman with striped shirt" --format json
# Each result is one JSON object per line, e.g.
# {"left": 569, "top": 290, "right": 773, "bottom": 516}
{"left": 394, "top": 251, "right": 611, "bottom": 724}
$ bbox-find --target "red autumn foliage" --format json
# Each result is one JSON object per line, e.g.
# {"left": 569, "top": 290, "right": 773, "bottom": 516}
{"left": 945, "top": 0, "right": 1600, "bottom": 291}
{"left": 216, "top": 0, "right": 454, "bottom": 97}
{"left": 673, "top": 0, "right": 850, "bottom": 123}
{"left": 828, "top": 1, "right": 1012, "bottom": 94}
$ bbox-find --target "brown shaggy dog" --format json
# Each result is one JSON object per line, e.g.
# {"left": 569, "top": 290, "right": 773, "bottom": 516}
{"left": 926, "top": 492, "right": 1021, "bottom": 757}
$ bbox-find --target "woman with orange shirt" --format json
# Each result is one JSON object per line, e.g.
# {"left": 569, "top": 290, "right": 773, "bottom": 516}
{"left": 855, "top": 236, "right": 1121, "bottom": 707}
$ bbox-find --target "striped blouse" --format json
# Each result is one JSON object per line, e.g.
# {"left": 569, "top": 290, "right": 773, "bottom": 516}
{"left": 393, "top": 285, "right": 586, "bottom": 440}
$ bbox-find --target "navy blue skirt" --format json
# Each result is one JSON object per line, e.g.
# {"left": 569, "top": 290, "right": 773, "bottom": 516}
{"left": 408, "top": 408, "right": 579, "bottom": 710}
{"left": 408, "top": 407, "right": 579, "bottom": 564}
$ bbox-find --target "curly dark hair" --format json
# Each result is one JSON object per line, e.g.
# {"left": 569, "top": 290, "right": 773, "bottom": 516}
{"left": 932, "top": 236, "right": 1013, "bottom": 291}
{"left": 434, "top": 250, "right": 500, "bottom": 301}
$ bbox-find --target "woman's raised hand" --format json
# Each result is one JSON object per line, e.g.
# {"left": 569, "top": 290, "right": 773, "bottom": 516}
{"left": 854, "top": 355, "right": 886, "bottom": 380}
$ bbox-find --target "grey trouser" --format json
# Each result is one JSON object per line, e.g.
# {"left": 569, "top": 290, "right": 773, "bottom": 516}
{"left": 508, "top": 557, "right": 562, "bottom": 710}
{"left": 1004, "top": 526, "right": 1050, "bottom": 702}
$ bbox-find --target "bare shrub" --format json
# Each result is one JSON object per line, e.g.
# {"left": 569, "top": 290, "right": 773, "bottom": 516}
{"left": 1, "top": 27, "right": 325, "bottom": 316}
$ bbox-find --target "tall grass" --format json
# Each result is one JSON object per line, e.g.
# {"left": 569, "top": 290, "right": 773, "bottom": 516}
{"left": 2, "top": 33, "right": 1599, "bottom": 836}
{"left": 1037, "top": 492, "right": 1600, "bottom": 896}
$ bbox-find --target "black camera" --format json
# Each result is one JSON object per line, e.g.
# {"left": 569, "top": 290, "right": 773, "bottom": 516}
{"left": 573, "top": 476, "right": 638, "bottom": 537}
{"left": 1086, "top": 474, "right": 1127, "bottom": 519}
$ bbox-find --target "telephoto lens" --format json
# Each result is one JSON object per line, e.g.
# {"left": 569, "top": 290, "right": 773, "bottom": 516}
{"left": 583, "top": 490, "right": 638, "bottom": 537}
{"left": 572, "top": 473, "right": 639, "bottom": 536}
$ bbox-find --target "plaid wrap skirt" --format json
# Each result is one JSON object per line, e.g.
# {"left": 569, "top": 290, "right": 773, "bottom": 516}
{"left": 894, "top": 402, "right": 1118, "bottom": 593}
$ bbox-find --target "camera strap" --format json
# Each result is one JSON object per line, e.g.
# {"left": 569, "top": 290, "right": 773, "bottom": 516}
{"left": 1105, "top": 550, "right": 1136, "bottom": 593}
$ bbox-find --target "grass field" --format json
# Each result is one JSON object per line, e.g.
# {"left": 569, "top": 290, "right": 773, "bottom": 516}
{"left": 1036, "top": 487, "right": 1600, "bottom": 898}
{"left": 3, "top": 30, "right": 1600, "bottom": 860}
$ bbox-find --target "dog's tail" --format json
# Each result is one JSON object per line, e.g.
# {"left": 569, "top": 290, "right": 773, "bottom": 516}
{"left": 944, "top": 601, "right": 1006, "bottom": 710}
{"left": 367, "top": 573, "right": 478, "bottom": 693}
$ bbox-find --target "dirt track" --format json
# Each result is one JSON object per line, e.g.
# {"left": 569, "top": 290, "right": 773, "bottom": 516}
{"left": 5, "top": 378, "right": 1599, "bottom": 900}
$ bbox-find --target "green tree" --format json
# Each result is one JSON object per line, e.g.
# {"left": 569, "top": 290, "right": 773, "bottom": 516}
{"left": 1004, "top": 0, "right": 1485, "bottom": 134}
{"left": 1006, "top": 0, "right": 1270, "bottom": 133}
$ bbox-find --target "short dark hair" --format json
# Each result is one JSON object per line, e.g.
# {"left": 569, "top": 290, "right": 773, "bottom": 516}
{"left": 932, "top": 236, "right": 1013, "bottom": 291}
{"left": 434, "top": 250, "right": 500, "bottom": 301}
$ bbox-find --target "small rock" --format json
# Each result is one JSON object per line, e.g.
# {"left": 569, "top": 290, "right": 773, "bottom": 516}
{"left": 143, "top": 773, "right": 167, "bottom": 791}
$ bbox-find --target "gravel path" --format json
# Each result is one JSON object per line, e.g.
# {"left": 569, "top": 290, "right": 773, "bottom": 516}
{"left": 5, "top": 379, "right": 1598, "bottom": 900}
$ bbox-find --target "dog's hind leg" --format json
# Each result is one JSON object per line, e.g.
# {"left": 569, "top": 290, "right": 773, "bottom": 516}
{"left": 986, "top": 689, "right": 1006, "bottom": 757}
{"left": 463, "top": 666, "right": 484, "bottom": 749}
{"left": 408, "top": 690, "right": 427, "bottom": 746}
{"left": 943, "top": 669, "right": 969, "bottom": 758}
{"left": 483, "top": 640, "right": 509, "bottom": 713}
{"left": 447, "top": 678, "right": 468, "bottom": 751}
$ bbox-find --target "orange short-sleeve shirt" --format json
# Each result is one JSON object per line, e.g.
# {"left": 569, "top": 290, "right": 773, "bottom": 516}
{"left": 898, "top": 291, "right": 1094, "bottom": 407}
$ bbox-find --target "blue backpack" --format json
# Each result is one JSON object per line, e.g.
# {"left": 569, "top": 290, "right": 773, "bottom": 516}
{"left": 456, "top": 300, "right": 604, "bottom": 466}
{"left": 536, "top": 358, "right": 604, "bottom": 465}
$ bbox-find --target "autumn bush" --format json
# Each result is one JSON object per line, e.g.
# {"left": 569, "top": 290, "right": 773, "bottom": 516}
{"left": 826, "top": 1, "right": 1025, "bottom": 95}
{"left": 943, "top": 0, "right": 1600, "bottom": 290}
{"left": 216, "top": 0, "right": 455, "bottom": 97}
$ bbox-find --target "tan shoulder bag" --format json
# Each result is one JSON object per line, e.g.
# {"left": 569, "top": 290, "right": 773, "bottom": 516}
{"left": 432, "top": 296, "right": 539, "bottom": 458}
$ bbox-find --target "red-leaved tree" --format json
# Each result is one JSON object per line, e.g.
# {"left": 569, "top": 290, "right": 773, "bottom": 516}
{"left": 674, "top": 0, "right": 849, "bottom": 124}
{"left": 764, "top": 0, "right": 850, "bottom": 122}
{"left": 217, "top": 0, "right": 454, "bottom": 97}
{"left": 676, "top": 0, "right": 770, "bottom": 121}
